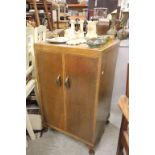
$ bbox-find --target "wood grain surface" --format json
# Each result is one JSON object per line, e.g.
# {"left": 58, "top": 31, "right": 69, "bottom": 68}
{"left": 35, "top": 50, "right": 65, "bottom": 130}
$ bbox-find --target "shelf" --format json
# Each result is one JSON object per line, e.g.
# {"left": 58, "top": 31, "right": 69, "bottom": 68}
{"left": 27, "top": 0, "right": 52, "bottom": 5}
{"left": 68, "top": 15, "right": 86, "bottom": 20}
{"left": 68, "top": 4, "right": 88, "bottom": 8}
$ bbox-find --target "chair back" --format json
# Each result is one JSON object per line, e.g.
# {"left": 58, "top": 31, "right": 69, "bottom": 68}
{"left": 26, "top": 27, "right": 35, "bottom": 70}
{"left": 34, "top": 25, "right": 46, "bottom": 43}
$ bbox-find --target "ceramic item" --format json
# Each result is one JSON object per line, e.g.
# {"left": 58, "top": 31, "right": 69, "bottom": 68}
{"left": 120, "top": 11, "right": 129, "bottom": 28}
{"left": 87, "top": 38, "right": 105, "bottom": 48}
{"left": 107, "top": 26, "right": 117, "bottom": 37}
{"left": 79, "top": 20, "right": 84, "bottom": 38}
{"left": 46, "top": 37, "right": 69, "bottom": 43}
{"left": 117, "top": 28, "right": 129, "bottom": 40}
{"left": 86, "top": 21, "right": 97, "bottom": 39}
{"left": 110, "top": 12, "right": 121, "bottom": 31}
{"left": 66, "top": 38, "right": 87, "bottom": 45}
{"left": 68, "top": 20, "right": 76, "bottom": 39}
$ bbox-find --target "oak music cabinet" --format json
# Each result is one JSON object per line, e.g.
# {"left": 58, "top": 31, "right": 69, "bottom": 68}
{"left": 34, "top": 40, "right": 119, "bottom": 150}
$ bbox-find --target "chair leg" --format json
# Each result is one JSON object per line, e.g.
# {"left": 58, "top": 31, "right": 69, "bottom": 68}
{"left": 26, "top": 112, "right": 36, "bottom": 140}
{"left": 106, "top": 113, "right": 110, "bottom": 124}
{"left": 116, "top": 116, "right": 128, "bottom": 155}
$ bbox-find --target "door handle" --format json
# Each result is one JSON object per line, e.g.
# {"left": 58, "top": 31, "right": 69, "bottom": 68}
{"left": 56, "top": 75, "right": 62, "bottom": 87}
{"left": 64, "top": 76, "right": 71, "bottom": 89}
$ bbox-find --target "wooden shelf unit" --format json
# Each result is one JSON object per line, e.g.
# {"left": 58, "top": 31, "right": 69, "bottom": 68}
{"left": 26, "top": 0, "right": 54, "bottom": 30}
{"left": 68, "top": 4, "right": 88, "bottom": 9}
{"left": 67, "top": 3, "right": 88, "bottom": 20}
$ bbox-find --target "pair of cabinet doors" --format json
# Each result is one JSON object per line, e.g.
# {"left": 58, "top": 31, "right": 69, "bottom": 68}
{"left": 36, "top": 50, "right": 99, "bottom": 143}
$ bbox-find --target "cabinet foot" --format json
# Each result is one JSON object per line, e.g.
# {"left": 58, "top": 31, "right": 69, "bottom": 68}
{"left": 43, "top": 126, "right": 48, "bottom": 132}
{"left": 107, "top": 113, "right": 110, "bottom": 120}
{"left": 51, "top": 128, "right": 56, "bottom": 132}
{"left": 106, "top": 120, "right": 110, "bottom": 124}
{"left": 89, "top": 149, "right": 95, "bottom": 155}
{"left": 106, "top": 113, "right": 110, "bottom": 124}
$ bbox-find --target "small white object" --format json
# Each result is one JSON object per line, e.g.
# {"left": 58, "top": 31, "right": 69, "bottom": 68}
{"left": 46, "top": 37, "right": 69, "bottom": 43}
{"left": 39, "top": 10, "right": 44, "bottom": 13}
{"left": 29, "top": 9, "right": 35, "bottom": 13}
{"left": 66, "top": 38, "right": 86, "bottom": 45}
{"left": 52, "top": 10, "right": 57, "bottom": 22}
{"left": 69, "top": 20, "right": 76, "bottom": 39}
{"left": 86, "top": 21, "right": 98, "bottom": 39}
{"left": 79, "top": 20, "right": 84, "bottom": 38}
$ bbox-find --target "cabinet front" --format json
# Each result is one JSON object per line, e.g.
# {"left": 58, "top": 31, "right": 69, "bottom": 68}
{"left": 64, "top": 54, "right": 99, "bottom": 143}
{"left": 36, "top": 51, "right": 65, "bottom": 130}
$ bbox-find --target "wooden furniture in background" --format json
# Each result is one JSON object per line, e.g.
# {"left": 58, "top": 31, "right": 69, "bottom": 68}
{"left": 34, "top": 40, "right": 119, "bottom": 153}
{"left": 42, "top": 0, "right": 52, "bottom": 30}
{"left": 116, "top": 95, "right": 129, "bottom": 155}
{"left": 126, "top": 63, "right": 129, "bottom": 97}
{"left": 57, "top": 3, "right": 68, "bottom": 22}
{"left": 27, "top": 0, "right": 53, "bottom": 30}
{"left": 66, "top": 0, "right": 78, "bottom": 4}
{"left": 67, "top": 3, "right": 88, "bottom": 20}
{"left": 116, "top": 64, "right": 129, "bottom": 155}
{"left": 32, "top": 0, "right": 40, "bottom": 26}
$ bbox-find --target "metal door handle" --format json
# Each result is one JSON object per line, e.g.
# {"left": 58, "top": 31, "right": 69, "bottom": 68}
{"left": 56, "top": 75, "right": 62, "bottom": 87}
{"left": 64, "top": 76, "right": 70, "bottom": 89}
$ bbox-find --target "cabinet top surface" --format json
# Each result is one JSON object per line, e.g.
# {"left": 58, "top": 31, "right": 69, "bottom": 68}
{"left": 35, "top": 39, "right": 119, "bottom": 53}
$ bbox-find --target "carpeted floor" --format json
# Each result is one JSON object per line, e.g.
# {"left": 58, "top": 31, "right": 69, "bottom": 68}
{"left": 27, "top": 41, "right": 129, "bottom": 155}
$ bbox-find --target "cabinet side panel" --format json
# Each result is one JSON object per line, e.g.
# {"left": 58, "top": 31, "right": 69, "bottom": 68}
{"left": 65, "top": 54, "right": 99, "bottom": 143}
{"left": 95, "top": 44, "right": 119, "bottom": 142}
{"left": 35, "top": 50, "right": 65, "bottom": 130}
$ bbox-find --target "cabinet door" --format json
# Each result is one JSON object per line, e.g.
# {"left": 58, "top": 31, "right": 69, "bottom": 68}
{"left": 64, "top": 54, "right": 99, "bottom": 143}
{"left": 36, "top": 51, "right": 65, "bottom": 130}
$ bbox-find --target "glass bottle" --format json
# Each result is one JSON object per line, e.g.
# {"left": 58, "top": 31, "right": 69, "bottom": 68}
{"left": 96, "top": 17, "right": 110, "bottom": 36}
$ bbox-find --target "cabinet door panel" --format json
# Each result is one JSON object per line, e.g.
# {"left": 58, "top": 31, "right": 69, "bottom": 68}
{"left": 64, "top": 54, "right": 98, "bottom": 143}
{"left": 36, "top": 51, "right": 65, "bottom": 129}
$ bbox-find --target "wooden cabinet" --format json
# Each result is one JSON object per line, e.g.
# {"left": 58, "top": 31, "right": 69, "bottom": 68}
{"left": 35, "top": 41, "right": 119, "bottom": 147}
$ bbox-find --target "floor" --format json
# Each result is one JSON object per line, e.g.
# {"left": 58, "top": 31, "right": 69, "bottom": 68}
{"left": 27, "top": 40, "right": 129, "bottom": 155}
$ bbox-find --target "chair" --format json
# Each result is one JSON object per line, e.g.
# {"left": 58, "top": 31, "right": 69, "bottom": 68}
{"left": 27, "top": 25, "right": 46, "bottom": 103}
{"left": 34, "top": 25, "right": 46, "bottom": 43}
{"left": 116, "top": 64, "right": 129, "bottom": 155}
{"left": 26, "top": 27, "right": 36, "bottom": 140}
{"left": 26, "top": 25, "right": 46, "bottom": 140}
